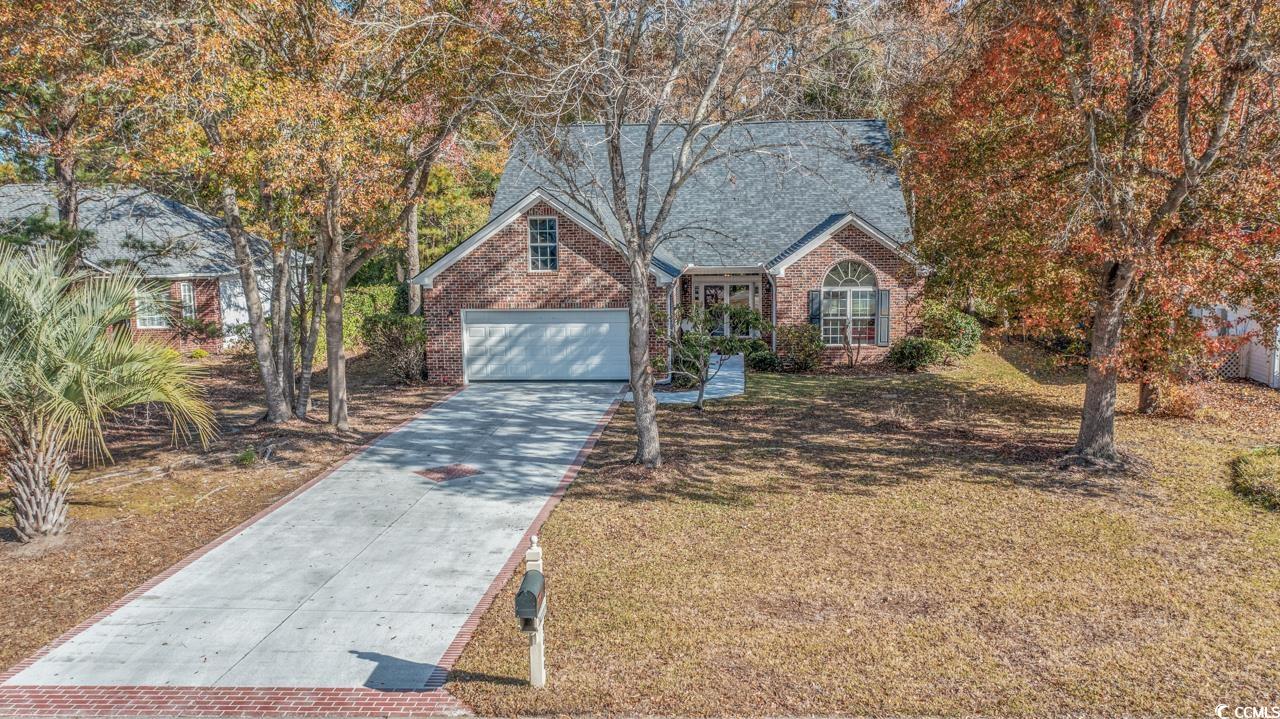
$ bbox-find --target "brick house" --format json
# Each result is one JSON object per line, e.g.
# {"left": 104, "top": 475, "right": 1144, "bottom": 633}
{"left": 0, "top": 184, "right": 272, "bottom": 352}
{"left": 414, "top": 120, "right": 923, "bottom": 384}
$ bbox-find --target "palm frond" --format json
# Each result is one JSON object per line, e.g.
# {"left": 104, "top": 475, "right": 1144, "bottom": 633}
{"left": 0, "top": 246, "right": 218, "bottom": 465}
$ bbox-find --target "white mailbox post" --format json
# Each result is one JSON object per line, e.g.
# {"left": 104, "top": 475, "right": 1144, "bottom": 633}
{"left": 514, "top": 536, "right": 547, "bottom": 688}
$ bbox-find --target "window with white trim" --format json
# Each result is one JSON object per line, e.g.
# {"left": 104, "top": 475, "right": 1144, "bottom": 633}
{"left": 135, "top": 287, "right": 170, "bottom": 329}
{"left": 178, "top": 281, "right": 196, "bottom": 319}
{"left": 820, "top": 261, "right": 876, "bottom": 345}
{"left": 528, "top": 217, "right": 558, "bottom": 271}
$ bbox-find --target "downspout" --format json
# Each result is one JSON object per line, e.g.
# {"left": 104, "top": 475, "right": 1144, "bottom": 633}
{"left": 659, "top": 279, "right": 675, "bottom": 385}
{"left": 766, "top": 270, "right": 777, "bottom": 352}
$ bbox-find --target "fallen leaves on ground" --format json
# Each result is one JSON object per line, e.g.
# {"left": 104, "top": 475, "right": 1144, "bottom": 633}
{"left": 449, "top": 343, "right": 1280, "bottom": 717}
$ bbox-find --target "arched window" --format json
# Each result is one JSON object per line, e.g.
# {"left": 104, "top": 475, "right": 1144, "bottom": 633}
{"left": 820, "top": 261, "right": 877, "bottom": 345}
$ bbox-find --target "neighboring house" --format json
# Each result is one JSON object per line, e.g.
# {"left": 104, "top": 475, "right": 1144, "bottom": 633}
{"left": 412, "top": 120, "right": 923, "bottom": 384}
{"left": 1202, "top": 303, "right": 1280, "bottom": 389}
{"left": 0, "top": 184, "right": 271, "bottom": 351}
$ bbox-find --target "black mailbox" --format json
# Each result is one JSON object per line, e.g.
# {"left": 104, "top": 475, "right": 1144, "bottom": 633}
{"left": 515, "top": 570, "right": 545, "bottom": 631}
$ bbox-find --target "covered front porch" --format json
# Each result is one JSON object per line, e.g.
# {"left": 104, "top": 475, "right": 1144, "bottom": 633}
{"left": 674, "top": 268, "right": 776, "bottom": 344}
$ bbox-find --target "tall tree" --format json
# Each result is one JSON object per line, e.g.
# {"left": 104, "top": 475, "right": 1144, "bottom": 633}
{"left": 904, "top": 0, "right": 1280, "bottom": 464}
{"left": 133, "top": 20, "right": 303, "bottom": 424}
{"left": 208, "top": 0, "right": 416, "bottom": 430}
{"left": 136, "top": 0, "right": 411, "bottom": 428}
{"left": 0, "top": 0, "right": 158, "bottom": 246}
{"left": 496, "top": 0, "right": 838, "bottom": 468}
{"left": 344, "top": 3, "right": 513, "bottom": 316}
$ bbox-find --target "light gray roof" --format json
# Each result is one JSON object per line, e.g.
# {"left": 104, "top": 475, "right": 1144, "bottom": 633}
{"left": 490, "top": 120, "right": 914, "bottom": 269}
{"left": 0, "top": 184, "right": 268, "bottom": 277}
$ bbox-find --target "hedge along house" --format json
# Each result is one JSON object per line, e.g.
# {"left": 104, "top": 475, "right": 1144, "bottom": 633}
{"left": 412, "top": 120, "right": 924, "bottom": 384}
{"left": 0, "top": 184, "right": 274, "bottom": 352}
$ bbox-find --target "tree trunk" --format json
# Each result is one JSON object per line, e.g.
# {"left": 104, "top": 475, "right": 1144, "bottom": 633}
{"left": 294, "top": 240, "right": 326, "bottom": 418}
{"left": 52, "top": 130, "right": 81, "bottom": 272}
{"left": 327, "top": 252, "right": 348, "bottom": 429}
{"left": 270, "top": 244, "right": 292, "bottom": 409}
{"left": 1137, "top": 380, "right": 1161, "bottom": 414}
{"left": 325, "top": 232, "right": 349, "bottom": 431}
{"left": 1071, "top": 260, "right": 1136, "bottom": 463}
{"left": 279, "top": 247, "right": 296, "bottom": 410}
{"left": 7, "top": 431, "right": 72, "bottom": 542}
{"left": 220, "top": 187, "right": 291, "bottom": 423}
{"left": 405, "top": 201, "right": 422, "bottom": 315}
{"left": 695, "top": 355, "right": 708, "bottom": 411}
{"left": 628, "top": 255, "right": 661, "bottom": 467}
{"left": 53, "top": 158, "right": 77, "bottom": 229}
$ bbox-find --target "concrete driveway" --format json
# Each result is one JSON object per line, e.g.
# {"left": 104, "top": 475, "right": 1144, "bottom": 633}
{"left": 4, "top": 382, "right": 622, "bottom": 690}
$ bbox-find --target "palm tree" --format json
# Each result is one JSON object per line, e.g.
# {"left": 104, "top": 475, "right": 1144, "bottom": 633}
{"left": 0, "top": 247, "right": 216, "bottom": 542}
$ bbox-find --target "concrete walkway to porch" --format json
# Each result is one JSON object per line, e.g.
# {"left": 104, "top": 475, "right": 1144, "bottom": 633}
{"left": 627, "top": 353, "right": 746, "bottom": 404}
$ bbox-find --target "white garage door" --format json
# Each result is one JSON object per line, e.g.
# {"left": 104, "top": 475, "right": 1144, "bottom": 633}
{"left": 462, "top": 309, "right": 631, "bottom": 381}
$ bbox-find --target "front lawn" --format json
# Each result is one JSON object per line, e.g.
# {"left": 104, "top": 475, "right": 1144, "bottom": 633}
{"left": 448, "top": 344, "right": 1280, "bottom": 717}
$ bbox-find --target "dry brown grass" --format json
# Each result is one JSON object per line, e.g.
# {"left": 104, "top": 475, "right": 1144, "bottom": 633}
{"left": 449, "top": 342, "right": 1280, "bottom": 717}
{"left": 0, "top": 353, "right": 450, "bottom": 672}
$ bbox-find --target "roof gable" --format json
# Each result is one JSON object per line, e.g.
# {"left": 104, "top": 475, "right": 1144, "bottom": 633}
{"left": 410, "top": 188, "right": 676, "bottom": 287}
{"left": 768, "top": 212, "right": 921, "bottom": 274}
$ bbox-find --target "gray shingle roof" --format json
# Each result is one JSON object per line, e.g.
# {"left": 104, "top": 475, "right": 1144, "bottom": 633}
{"left": 0, "top": 184, "right": 268, "bottom": 277}
{"left": 490, "top": 120, "right": 914, "bottom": 269}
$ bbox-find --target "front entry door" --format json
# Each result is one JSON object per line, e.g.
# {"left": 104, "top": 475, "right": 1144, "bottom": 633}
{"left": 700, "top": 282, "right": 755, "bottom": 336}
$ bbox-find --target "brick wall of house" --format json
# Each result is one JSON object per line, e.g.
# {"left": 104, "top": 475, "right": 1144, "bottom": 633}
{"left": 677, "top": 275, "right": 694, "bottom": 307}
{"left": 761, "top": 274, "right": 776, "bottom": 344}
{"left": 422, "top": 203, "right": 667, "bottom": 384}
{"left": 773, "top": 224, "right": 923, "bottom": 362}
{"left": 130, "top": 278, "right": 224, "bottom": 353}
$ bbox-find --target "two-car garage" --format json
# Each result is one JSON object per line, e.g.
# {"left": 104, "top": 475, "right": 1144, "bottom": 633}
{"left": 461, "top": 309, "right": 631, "bottom": 382}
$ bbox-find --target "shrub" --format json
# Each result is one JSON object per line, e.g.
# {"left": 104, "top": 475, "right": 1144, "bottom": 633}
{"left": 189, "top": 348, "right": 210, "bottom": 360}
{"left": 663, "top": 303, "right": 769, "bottom": 397}
{"left": 363, "top": 312, "right": 429, "bottom": 383}
{"left": 886, "top": 337, "right": 951, "bottom": 372}
{"left": 343, "top": 284, "right": 400, "bottom": 349}
{"left": 669, "top": 331, "right": 706, "bottom": 389}
{"left": 1149, "top": 382, "right": 1202, "bottom": 418}
{"left": 1033, "top": 331, "right": 1090, "bottom": 367}
{"left": 1230, "top": 447, "right": 1280, "bottom": 511}
{"left": 173, "top": 315, "right": 223, "bottom": 343}
{"left": 293, "top": 283, "right": 401, "bottom": 362}
{"left": 922, "top": 301, "right": 981, "bottom": 356}
{"left": 776, "top": 324, "right": 824, "bottom": 372}
{"left": 746, "top": 350, "right": 781, "bottom": 372}
{"left": 225, "top": 323, "right": 251, "bottom": 346}
{"left": 235, "top": 448, "right": 257, "bottom": 467}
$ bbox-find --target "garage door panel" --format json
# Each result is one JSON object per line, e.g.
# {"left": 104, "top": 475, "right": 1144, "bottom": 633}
{"left": 463, "top": 310, "right": 629, "bottom": 381}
